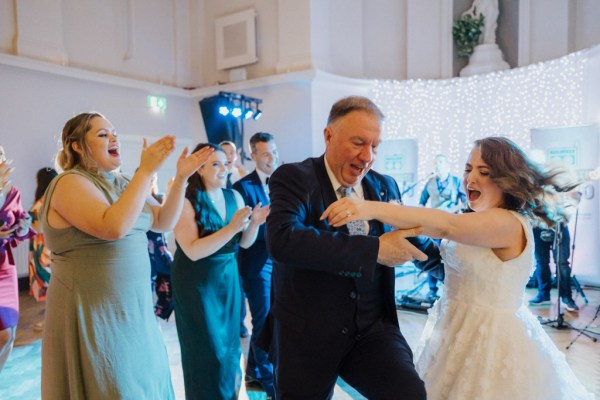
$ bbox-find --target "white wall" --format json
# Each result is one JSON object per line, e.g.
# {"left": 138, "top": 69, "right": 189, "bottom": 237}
{"left": 3, "top": 1, "right": 600, "bottom": 86}
{"left": 5, "top": 0, "right": 202, "bottom": 87}
{"left": 0, "top": 58, "right": 201, "bottom": 208}
{"left": 574, "top": 0, "right": 600, "bottom": 51}
{"left": 0, "top": 0, "right": 15, "bottom": 53}
{"left": 200, "top": 0, "right": 280, "bottom": 86}
{"left": 362, "top": 0, "right": 407, "bottom": 80}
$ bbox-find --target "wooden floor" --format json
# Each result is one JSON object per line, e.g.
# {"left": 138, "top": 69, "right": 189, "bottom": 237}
{"left": 2, "top": 284, "right": 600, "bottom": 399}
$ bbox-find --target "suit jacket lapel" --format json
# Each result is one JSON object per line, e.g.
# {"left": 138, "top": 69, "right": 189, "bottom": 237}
{"left": 250, "top": 170, "right": 269, "bottom": 205}
{"left": 362, "top": 174, "right": 384, "bottom": 202}
{"left": 314, "top": 156, "right": 338, "bottom": 208}
{"left": 314, "top": 156, "right": 347, "bottom": 234}
{"left": 362, "top": 173, "right": 387, "bottom": 235}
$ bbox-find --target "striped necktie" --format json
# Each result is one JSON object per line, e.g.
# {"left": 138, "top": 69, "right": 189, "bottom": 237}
{"left": 337, "top": 186, "right": 368, "bottom": 235}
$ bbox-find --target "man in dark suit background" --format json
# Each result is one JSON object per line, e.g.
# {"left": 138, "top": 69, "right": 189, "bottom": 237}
{"left": 233, "top": 132, "right": 278, "bottom": 397}
{"left": 263, "top": 96, "right": 439, "bottom": 399}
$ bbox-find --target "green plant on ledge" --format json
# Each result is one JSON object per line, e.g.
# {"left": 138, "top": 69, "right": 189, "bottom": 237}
{"left": 452, "top": 13, "right": 485, "bottom": 59}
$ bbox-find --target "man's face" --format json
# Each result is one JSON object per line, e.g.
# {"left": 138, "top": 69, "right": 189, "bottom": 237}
{"left": 434, "top": 157, "right": 450, "bottom": 178}
{"left": 251, "top": 140, "right": 278, "bottom": 175}
{"left": 324, "top": 110, "right": 380, "bottom": 187}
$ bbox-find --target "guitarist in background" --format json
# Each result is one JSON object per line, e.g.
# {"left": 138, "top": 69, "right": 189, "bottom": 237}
{"left": 419, "top": 154, "right": 466, "bottom": 302}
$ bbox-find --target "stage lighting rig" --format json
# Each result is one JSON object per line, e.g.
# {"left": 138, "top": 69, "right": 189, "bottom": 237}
{"left": 217, "top": 91, "right": 263, "bottom": 121}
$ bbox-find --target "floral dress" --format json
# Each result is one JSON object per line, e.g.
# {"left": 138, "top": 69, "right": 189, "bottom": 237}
{"left": 28, "top": 198, "right": 51, "bottom": 301}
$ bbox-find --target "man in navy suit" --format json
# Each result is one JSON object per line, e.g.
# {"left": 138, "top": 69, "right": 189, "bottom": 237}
{"left": 233, "top": 132, "right": 278, "bottom": 397}
{"left": 262, "top": 96, "right": 439, "bottom": 399}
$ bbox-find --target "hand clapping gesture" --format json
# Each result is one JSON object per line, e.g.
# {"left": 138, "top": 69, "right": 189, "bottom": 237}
{"left": 138, "top": 136, "right": 177, "bottom": 176}
{"left": 249, "top": 202, "right": 270, "bottom": 226}
{"left": 175, "top": 146, "right": 214, "bottom": 182}
{"left": 228, "top": 206, "right": 253, "bottom": 233}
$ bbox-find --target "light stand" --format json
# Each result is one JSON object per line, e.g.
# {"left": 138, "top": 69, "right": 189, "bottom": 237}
{"left": 538, "top": 221, "right": 595, "bottom": 343}
{"left": 568, "top": 207, "right": 588, "bottom": 304}
{"left": 566, "top": 303, "right": 599, "bottom": 349}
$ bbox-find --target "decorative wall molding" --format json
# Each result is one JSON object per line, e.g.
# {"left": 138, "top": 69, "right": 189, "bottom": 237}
{"left": 16, "top": 36, "right": 68, "bottom": 66}
{"left": 0, "top": 53, "right": 187, "bottom": 96}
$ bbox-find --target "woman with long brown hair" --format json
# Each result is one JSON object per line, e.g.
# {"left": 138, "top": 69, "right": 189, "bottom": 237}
{"left": 172, "top": 143, "right": 268, "bottom": 400}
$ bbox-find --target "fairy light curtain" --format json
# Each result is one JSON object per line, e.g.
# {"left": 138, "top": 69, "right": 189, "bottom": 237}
{"left": 372, "top": 49, "right": 589, "bottom": 179}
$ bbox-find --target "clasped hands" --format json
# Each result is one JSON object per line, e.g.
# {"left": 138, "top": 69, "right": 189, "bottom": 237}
{"left": 321, "top": 197, "right": 428, "bottom": 267}
{"left": 0, "top": 213, "right": 32, "bottom": 240}
{"left": 229, "top": 202, "right": 270, "bottom": 233}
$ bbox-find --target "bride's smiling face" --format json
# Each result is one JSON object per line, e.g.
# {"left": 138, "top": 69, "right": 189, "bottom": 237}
{"left": 463, "top": 146, "right": 504, "bottom": 212}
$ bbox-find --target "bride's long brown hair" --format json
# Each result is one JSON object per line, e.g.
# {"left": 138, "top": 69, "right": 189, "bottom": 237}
{"left": 474, "top": 136, "right": 580, "bottom": 227}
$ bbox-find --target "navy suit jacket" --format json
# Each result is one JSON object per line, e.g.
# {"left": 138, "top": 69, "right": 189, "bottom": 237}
{"left": 233, "top": 170, "right": 270, "bottom": 279}
{"left": 263, "top": 156, "right": 440, "bottom": 344}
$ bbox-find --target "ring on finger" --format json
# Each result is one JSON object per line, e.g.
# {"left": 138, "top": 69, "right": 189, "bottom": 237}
{"left": 346, "top": 210, "right": 351, "bottom": 217}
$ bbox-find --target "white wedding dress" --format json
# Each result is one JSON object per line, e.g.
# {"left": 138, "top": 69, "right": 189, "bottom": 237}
{"left": 414, "top": 211, "right": 594, "bottom": 400}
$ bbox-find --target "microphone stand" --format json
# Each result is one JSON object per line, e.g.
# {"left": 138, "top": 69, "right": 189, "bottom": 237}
{"left": 568, "top": 207, "right": 588, "bottom": 304}
{"left": 538, "top": 221, "right": 596, "bottom": 344}
{"left": 401, "top": 174, "right": 434, "bottom": 197}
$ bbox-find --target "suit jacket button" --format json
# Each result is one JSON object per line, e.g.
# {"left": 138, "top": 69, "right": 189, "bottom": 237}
{"left": 341, "top": 327, "right": 349, "bottom": 335}
{"left": 355, "top": 334, "right": 362, "bottom": 340}
{"left": 350, "top": 291, "right": 357, "bottom": 299}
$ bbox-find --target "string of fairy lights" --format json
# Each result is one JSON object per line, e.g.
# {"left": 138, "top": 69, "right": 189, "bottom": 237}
{"left": 372, "top": 49, "right": 589, "bottom": 181}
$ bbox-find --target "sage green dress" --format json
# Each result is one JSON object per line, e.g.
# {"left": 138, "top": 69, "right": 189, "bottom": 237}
{"left": 40, "top": 169, "right": 174, "bottom": 400}
{"left": 172, "top": 189, "right": 242, "bottom": 400}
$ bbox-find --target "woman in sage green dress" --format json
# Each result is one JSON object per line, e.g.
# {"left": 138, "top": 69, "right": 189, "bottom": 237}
{"left": 40, "top": 112, "right": 212, "bottom": 399}
{"left": 172, "top": 143, "right": 269, "bottom": 400}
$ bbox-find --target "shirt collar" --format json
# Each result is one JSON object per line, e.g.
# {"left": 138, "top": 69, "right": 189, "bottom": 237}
{"left": 324, "top": 156, "right": 364, "bottom": 199}
{"left": 256, "top": 169, "right": 270, "bottom": 185}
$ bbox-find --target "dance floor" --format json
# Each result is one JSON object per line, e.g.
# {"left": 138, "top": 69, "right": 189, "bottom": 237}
{"left": 1, "top": 283, "right": 599, "bottom": 399}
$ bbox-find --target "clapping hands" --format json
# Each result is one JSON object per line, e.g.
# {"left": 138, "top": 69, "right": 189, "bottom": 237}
{"left": 228, "top": 202, "right": 270, "bottom": 234}
{"left": 139, "top": 136, "right": 176, "bottom": 176}
{"left": 175, "top": 146, "right": 213, "bottom": 182}
{"left": 249, "top": 202, "right": 270, "bottom": 226}
{"left": 229, "top": 206, "right": 253, "bottom": 233}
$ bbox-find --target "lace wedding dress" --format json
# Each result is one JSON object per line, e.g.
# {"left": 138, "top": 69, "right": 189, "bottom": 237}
{"left": 414, "top": 211, "right": 594, "bottom": 400}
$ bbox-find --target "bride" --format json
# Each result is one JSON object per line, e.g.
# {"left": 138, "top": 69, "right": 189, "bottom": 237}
{"left": 322, "top": 136, "right": 594, "bottom": 399}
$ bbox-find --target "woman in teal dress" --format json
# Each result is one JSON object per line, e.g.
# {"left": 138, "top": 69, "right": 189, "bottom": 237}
{"left": 40, "top": 112, "right": 212, "bottom": 399}
{"left": 172, "top": 143, "right": 269, "bottom": 400}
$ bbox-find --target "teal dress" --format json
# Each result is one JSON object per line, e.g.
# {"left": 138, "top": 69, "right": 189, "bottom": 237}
{"left": 40, "top": 169, "right": 174, "bottom": 399}
{"left": 172, "top": 188, "right": 242, "bottom": 400}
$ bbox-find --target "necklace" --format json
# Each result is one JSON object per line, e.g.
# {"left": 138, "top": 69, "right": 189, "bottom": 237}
{"left": 208, "top": 190, "right": 223, "bottom": 204}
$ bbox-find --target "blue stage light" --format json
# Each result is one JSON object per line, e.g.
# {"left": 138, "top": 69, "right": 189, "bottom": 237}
{"left": 219, "top": 106, "right": 230, "bottom": 116}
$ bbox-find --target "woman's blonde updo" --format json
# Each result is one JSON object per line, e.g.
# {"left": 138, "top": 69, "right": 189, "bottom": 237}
{"left": 56, "top": 112, "right": 104, "bottom": 172}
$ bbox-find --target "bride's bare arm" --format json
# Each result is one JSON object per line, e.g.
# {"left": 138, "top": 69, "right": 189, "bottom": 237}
{"left": 322, "top": 199, "right": 523, "bottom": 250}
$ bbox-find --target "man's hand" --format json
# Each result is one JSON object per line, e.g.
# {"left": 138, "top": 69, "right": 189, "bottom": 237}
{"left": 377, "top": 227, "right": 427, "bottom": 267}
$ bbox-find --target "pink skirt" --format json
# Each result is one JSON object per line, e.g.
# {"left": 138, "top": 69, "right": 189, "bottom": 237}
{"left": 0, "top": 250, "right": 19, "bottom": 330}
